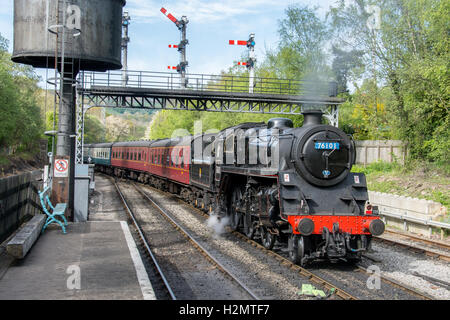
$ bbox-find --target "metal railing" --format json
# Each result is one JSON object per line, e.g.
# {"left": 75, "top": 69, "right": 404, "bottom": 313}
{"left": 78, "top": 70, "right": 338, "bottom": 97}
{"left": 379, "top": 208, "right": 450, "bottom": 238}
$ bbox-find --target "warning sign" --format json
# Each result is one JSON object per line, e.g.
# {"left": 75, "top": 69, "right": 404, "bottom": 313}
{"left": 54, "top": 159, "right": 69, "bottom": 178}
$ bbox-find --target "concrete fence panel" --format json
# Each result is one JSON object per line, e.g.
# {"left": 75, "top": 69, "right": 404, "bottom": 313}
{"left": 369, "top": 191, "right": 447, "bottom": 236}
{"left": 355, "top": 140, "right": 406, "bottom": 165}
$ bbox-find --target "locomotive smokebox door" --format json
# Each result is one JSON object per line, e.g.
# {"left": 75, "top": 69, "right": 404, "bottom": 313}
{"left": 292, "top": 113, "right": 354, "bottom": 187}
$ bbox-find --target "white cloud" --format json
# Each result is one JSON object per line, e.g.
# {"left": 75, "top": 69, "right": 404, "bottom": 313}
{"left": 126, "top": 0, "right": 297, "bottom": 24}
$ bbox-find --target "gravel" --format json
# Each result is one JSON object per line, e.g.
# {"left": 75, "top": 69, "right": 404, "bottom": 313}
{"left": 118, "top": 181, "right": 254, "bottom": 300}
{"left": 365, "top": 241, "right": 450, "bottom": 299}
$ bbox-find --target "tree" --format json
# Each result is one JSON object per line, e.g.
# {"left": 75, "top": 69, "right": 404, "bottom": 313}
{"left": 0, "top": 33, "right": 43, "bottom": 155}
{"left": 84, "top": 115, "right": 105, "bottom": 144}
{"left": 329, "top": 0, "right": 449, "bottom": 164}
{"left": 331, "top": 46, "right": 365, "bottom": 94}
{"left": 105, "top": 115, "right": 133, "bottom": 142}
{"left": 277, "top": 4, "right": 329, "bottom": 76}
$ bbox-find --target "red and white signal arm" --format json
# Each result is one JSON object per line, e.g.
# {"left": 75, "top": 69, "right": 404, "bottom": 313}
{"left": 229, "top": 40, "right": 247, "bottom": 46}
{"left": 54, "top": 159, "right": 69, "bottom": 178}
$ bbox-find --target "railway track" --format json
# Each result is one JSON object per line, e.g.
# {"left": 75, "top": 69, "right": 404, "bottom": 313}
{"left": 110, "top": 173, "right": 437, "bottom": 300}
{"left": 114, "top": 179, "right": 259, "bottom": 300}
{"left": 135, "top": 181, "right": 438, "bottom": 300}
{"left": 232, "top": 223, "right": 434, "bottom": 300}
{"left": 374, "top": 230, "right": 450, "bottom": 262}
{"left": 114, "top": 180, "right": 176, "bottom": 300}
{"left": 133, "top": 182, "right": 356, "bottom": 300}
{"left": 137, "top": 182, "right": 437, "bottom": 300}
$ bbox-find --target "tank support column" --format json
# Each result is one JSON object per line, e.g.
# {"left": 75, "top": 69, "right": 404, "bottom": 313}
{"left": 52, "top": 69, "right": 79, "bottom": 222}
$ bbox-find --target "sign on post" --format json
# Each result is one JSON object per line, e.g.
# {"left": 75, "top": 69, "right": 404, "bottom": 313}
{"left": 54, "top": 159, "right": 69, "bottom": 178}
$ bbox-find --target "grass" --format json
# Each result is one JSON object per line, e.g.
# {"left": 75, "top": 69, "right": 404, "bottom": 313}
{"left": 352, "top": 161, "right": 450, "bottom": 209}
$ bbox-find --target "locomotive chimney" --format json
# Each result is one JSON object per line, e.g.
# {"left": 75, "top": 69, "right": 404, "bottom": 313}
{"left": 302, "top": 110, "right": 323, "bottom": 126}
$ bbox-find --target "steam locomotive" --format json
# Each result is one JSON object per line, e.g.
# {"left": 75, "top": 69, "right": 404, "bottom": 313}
{"left": 85, "top": 111, "right": 385, "bottom": 266}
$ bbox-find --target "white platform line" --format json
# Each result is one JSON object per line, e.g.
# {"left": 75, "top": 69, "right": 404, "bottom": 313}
{"left": 120, "top": 221, "right": 156, "bottom": 300}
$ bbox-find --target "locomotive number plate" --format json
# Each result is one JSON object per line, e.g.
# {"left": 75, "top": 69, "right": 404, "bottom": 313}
{"left": 315, "top": 142, "right": 340, "bottom": 150}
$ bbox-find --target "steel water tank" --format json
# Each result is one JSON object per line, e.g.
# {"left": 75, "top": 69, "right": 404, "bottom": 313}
{"left": 12, "top": 0, "right": 125, "bottom": 71}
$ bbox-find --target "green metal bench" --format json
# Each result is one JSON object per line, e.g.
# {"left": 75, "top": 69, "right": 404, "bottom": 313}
{"left": 38, "top": 186, "right": 68, "bottom": 234}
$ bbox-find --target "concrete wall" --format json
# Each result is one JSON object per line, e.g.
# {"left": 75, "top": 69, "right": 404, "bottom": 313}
{"left": 355, "top": 140, "right": 406, "bottom": 165}
{"left": 0, "top": 171, "right": 43, "bottom": 244}
{"left": 369, "top": 191, "right": 447, "bottom": 236}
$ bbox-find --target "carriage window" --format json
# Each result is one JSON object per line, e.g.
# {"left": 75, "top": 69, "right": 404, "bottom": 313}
{"left": 138, "top": 153, "right": 141, "bottom": 161}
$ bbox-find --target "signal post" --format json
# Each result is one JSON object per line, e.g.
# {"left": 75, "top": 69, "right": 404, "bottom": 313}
{"left": 161, "top": 7, "right": 189, "bottom": 88}
{"left": 229, "top": 33, "right": 256, "bottom": 93}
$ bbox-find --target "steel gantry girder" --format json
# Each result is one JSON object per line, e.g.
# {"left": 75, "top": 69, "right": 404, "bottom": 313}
{"left": 79, "top": 86, "right": 343, "bottom": 115}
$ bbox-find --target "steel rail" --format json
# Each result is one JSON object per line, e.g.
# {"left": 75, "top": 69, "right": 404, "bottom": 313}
{"left": 132, "top": 183, "right": 260, "bottom": 300}
{"left": 382, "top": 229, "right": 450, "bottom": 251}
{"left": 374, "top": 230, "right": 450, "bottom": 262}
{"left": 140, "top": 184, "right": 358, "bottom": 300}
{"left": 355, "top": 265, "right": 434, "bottom": 300}
{"left": 113, "top": 180, "right": 177, "bottom": 300}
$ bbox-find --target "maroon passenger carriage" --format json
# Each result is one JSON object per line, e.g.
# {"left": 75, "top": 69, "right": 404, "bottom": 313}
{"left": 110, "top": 138, "right": 191, "bottom": 189}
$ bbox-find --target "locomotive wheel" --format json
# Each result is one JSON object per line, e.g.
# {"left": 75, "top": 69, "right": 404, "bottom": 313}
{"left": 228, "top": 188, "right": 242, "bottom": 231}
{"left": 288, "top": 235, "right": 307, "bottom": 266}
{"left": 260, "top": 227, "right": 276, "bottom": 250}
{"left": 244, "top": 214, "right": 255, "bottom": 240}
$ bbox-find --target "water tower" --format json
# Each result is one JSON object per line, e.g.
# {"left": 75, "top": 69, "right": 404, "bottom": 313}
{"left": 12, "top": 0, "right": 125, "bottom": 220}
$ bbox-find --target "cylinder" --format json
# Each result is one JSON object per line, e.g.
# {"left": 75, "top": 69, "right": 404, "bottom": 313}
{"left": 12, "top": 0, "right": 126, "bottom": 71}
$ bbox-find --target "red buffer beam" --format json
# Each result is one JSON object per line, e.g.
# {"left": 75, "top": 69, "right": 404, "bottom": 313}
{"left": 161, "top": 7, "right": 180, "bottom": 26}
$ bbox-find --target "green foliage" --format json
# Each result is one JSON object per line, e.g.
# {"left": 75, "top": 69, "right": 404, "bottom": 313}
{"left": 329, "top": 0, "right": 450, "bottom": 165}
{"left": 331, "top": 46, "right": 365, "bottom": 93}
{"left": 0, "top": 33, "right": 43, "bottom": 155}
{"left": 263, "top": 4, "right": 331, "bottom": 82}
{"left": 352, "top": 161, "right": 449, "bottom": 207}
{"left": 352, "top": 161, "right": 402, "bottom": 175}
{"left": 84, "top": 115, "right": 105, "bottom": 144}
{"left": 147, "top": 110, "right": 288, "bottom": 140}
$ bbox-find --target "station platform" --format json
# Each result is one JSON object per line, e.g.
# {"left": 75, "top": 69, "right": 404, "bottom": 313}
{"left": 0, "top": 176, "right": 155, "bottom": 300}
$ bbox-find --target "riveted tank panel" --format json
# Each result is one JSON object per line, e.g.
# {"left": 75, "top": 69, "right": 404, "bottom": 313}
{"left": 12, "top": 0, "right": 126, "bottom": 71}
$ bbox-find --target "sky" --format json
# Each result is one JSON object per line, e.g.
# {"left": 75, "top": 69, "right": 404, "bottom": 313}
{"left": 0, "top": 0, "right": 341, "bottom": 82}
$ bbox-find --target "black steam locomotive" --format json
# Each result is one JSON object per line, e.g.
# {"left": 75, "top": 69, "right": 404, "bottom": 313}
{"left": 211, "top": 111, "right": 385, "bottom": 265}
